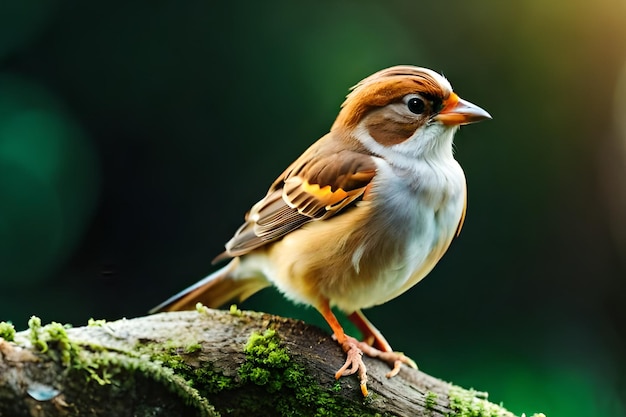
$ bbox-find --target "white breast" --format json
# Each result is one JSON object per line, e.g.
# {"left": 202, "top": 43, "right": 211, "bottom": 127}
{"left": 345, "top": 123, "right": 467, "bottom": 308}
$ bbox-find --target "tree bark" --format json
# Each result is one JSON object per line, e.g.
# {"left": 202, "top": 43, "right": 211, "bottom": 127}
{"left": 0, "top": 308, "right": 525, "bottom": 417}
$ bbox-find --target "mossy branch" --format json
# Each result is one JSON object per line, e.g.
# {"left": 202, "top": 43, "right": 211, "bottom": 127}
{"left": 0, "top": 308, "right": 543, "bottom": 417}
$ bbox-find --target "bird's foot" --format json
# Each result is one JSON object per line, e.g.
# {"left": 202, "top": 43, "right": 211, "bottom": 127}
{"left": 334, "top": 335, "right": 369, "bottom": 396}
{"left": 333, "top": 334, "right": 417, "bottom": 396}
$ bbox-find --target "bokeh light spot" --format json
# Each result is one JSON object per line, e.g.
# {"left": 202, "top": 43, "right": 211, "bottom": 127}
{"left": 0, "top": 74, "right": 99, "bottom": 286}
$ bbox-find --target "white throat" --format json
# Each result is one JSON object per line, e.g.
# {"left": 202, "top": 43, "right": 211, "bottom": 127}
{"left": 355, "top": 121, "right": 459, "bottom": 172}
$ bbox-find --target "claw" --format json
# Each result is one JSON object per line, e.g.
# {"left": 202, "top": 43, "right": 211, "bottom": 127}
{"left": 386, "top": 360, "right": 403, "bottom": 378}
{"left": 334, "top": 335, "right": 417, "bottom": 396}
{"left": 360, "top": 381, "right": 369, "bottom": 397}
{"left": 385, "top": 355, "right": 416, "bottom": 378}
{"left": 358, "top": 363, "right": 368, "bottom": 396}
{"left": 336, "top": 339, "right": 365, "bottom": 376}
{"left": 322, "top": 304, "right": 415, "bottom": 397}
{"left": 406, "top": 356, "right": 418, "bottom": 369}
{"left": 335, "top": 345, "right": 361, "bottom": 377}
{"left": 335, "top": 337, "right": 369, "bottom": 395}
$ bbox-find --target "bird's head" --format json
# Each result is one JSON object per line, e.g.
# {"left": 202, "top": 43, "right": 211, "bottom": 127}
{"left": 331, "top": 66, "right": 491, "bottom": 160}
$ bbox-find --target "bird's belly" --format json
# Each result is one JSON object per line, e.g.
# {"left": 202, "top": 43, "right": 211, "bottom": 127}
{"left": 263, "top": 196, "right": 461, "bottom": 312}
{"left": 331, "top": 202, "right": 457, "bottom": 311}
{"left": 341, "top": 158, "right": 467, "bottom": 310}
{"left": 262, "top": 166, "right": 465, "bottom": 313}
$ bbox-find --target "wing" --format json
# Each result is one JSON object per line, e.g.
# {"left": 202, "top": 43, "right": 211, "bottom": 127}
{"left": 219, "top": 135, "right": 377, "bottom": 258}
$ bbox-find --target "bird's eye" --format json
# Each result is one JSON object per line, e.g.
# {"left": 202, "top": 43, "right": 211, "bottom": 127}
{"left": 406, "top": 97, "right": 425, "bottom": 114}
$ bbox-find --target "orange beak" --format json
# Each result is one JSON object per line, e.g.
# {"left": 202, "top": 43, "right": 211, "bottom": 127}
{"left": 434, "top": 92, "right": 491, "bottom": 126}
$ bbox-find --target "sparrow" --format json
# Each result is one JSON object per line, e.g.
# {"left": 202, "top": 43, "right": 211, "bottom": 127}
{"left": 151, "top": 65, "right": 491, "bottom": 396}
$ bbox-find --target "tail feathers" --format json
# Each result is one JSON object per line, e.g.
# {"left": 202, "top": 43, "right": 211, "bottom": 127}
{"left": 149, "top": 258, "right": 269, "bottom": 313}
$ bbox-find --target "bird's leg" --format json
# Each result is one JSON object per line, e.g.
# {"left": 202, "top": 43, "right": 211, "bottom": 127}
{"left": 318, "top": 301, "right": 369, "bottom": 396}
{"left": 318, "top": 303, "right": 419, "bottom": 396}
{"left": 347, "top": 309, "right": 418, "bottom": 378}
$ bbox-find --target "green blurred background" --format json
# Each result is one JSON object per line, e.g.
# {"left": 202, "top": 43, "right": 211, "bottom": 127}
{"left": 1, "top": 1, "right": 625, "bottom": 415}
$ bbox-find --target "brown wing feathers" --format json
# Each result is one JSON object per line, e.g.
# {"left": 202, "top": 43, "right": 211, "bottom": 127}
{"left": 222, "top": 143, "right": 377, "bottom": 258}
{"left": 283, "top": 151, "right": 376, "bottom": 217}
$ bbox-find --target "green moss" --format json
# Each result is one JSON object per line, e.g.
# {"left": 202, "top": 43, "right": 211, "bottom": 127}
{"left": 28, "top": 315, "right": 46, "bottom": 351}
{"left": 147, "top": 340, "right": 235, "bottom": 396}
{"left": 238, "top": 329, "right": 289, "bottom": 393}
{"left": 79, "top": 350, "right": 218, "bottom": 417}
{"left": 243, "top": 329, "right": 290, "bottom": 365}
{"left": 27, "top": 315, "right": 78, "bottom": 367}
{"left": 144, "top": 327, "right": 377, "bottom": 416}
{"left": 425, "top": 390, "right": 438, "bottom": 410}
{"left": 0, "top": 321, "right": 16, "bottom": 341}
{"left": 26, "top": 316, "right": 123, "bottom": 387}
{"left": 24, "top": 316, "right": 217, "bottom": 415}
{"left": 447, "top": 387, "right": 547, "bottom": 417}
{"left": 87, "top": 318, "right": 107, "bottom": 327}
{"left": 229, "top": 304, "right": 242, "bottom": 316}
{"left": 234, "top": 329, "right": 380, "bottom": 417}
{"left": 185, "top": 343, "right": 203, "bottom": 354}
{"left": 136, "top": 357, "right": 220, "bottom": 414}
{"left": 448, "top": 386, "right": 515, "bottom": 417}
{"left": 196, "top": 302, "right": 210, "bottom": 314}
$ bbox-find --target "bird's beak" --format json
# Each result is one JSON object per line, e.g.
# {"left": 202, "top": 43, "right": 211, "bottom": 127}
{"left": 434, "top": 93, "right": 491, "bottom": 126}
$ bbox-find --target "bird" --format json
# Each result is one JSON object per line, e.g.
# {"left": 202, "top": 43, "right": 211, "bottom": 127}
{"left": 151, "top": 65, "right": 491, "bottom": 396}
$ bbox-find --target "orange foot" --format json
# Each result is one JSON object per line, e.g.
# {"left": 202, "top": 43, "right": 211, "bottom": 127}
{"left": 333, "top": 334, "right": 418, "bottom": 396}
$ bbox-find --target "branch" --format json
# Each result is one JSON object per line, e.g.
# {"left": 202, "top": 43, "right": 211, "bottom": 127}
{"left": 0, "top": 308, "right": 538, "bottom": 417}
